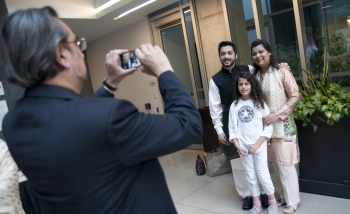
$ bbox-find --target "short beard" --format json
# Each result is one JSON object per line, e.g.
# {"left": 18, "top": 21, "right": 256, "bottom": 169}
{"left": 73, "top": 63, "right": 87, "bottom": 81}
{"left": 221, "top": 58, "right": 236, "bottom": 68}
{"left": 71, "top": 55, "right": 87, "bottom": 81}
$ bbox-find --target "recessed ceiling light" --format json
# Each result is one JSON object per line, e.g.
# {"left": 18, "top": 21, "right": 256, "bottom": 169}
{"left": 96, "top": 0, "right": 120, "bottom": 13}
{"left": 113, "top": 0, "right": 156, "bottom": 20}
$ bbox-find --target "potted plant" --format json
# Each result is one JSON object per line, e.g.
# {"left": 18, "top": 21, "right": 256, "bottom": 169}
{"left": 293, "top": 49, "right": 350, "bottom": 199}
{"left": 294, "top": 54, "right": 350, "bottom": 131}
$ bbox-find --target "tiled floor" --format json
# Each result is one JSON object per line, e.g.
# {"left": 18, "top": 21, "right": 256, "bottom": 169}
{"left": 159, "top": 149, "right": 350, "bottom": 214}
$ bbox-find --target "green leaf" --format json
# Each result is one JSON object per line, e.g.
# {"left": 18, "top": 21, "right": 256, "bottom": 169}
{"left": 303, "top": 108, "right": 310, "bottom": 116}
{"left": 321, "top": 105, "right": 328, "bottom": 111}
{"left": 302, "top": 121, "right": 308, "bottom": 127}
{"left": 305, "top": 102, "right": 315, "bottom": 108}
{"left": 320, "top": 96, "right": 328, "bottom": 101}
{"left": 297, "top": 111, "right": 305, "bottom": 120}
{"left": 309, "top": 108, "right": 315, "bottom": 115}
{"left": 335, "top": 103, "right": 343, "bottom": 111}
{"left": 325, "top": 111, "right": 332, "bottom": 118}
{"left": 313, "top": 125, "right": 318, "bottom": 132}
{"left": 327, "top": 118, "right": 334, "bottom": 126}
{"left": 327, "top": 99, "right": 335, "bottom": 104}
{"left": 344, "top": 108, "right": 349, "bottom": 115}
{"left": 332, "top": 112, "right": 341, "bottom": 122}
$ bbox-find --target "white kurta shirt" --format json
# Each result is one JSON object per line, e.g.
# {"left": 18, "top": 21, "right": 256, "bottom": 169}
{"left": 208, "top": 65, "right": 255, "bottom": 135}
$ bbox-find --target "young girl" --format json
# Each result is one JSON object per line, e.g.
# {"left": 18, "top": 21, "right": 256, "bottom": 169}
{"left": 228, "top": 71, "right": 278, "bottom": 214}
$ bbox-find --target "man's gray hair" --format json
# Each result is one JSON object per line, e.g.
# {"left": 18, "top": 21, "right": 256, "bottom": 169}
{"left": 0, "top": 7, "right": 70, "bottom": 87}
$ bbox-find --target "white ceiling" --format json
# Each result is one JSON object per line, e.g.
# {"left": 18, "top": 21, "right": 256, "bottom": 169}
{"left": 5, "top": 0, "right": 179, "bottom": 42}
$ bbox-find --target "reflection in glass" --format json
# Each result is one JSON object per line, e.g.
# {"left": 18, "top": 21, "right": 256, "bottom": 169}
{"left": 302, "top": 0, "right": 350, "bottom": 87}
{"left": 161, "top": 25, "right": 194, "bottom": 95}
{"left": 255, "top": 0, "right": 301, "bottom": 76}
{"left": 183, "top": 7, "right": 206, "bottom": 108}
{"left": 268, "top": 0, "right": 293, "bottom": 13}
{"left": 271, "top": 11, "right": 300, "bottom": 76}
{"left": 247, "top": 29, "right": 257, "bottom": 49}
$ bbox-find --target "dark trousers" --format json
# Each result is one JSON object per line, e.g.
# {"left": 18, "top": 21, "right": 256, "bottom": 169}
{"left": 19, "top": 181, "right": 41, "bottom": 214}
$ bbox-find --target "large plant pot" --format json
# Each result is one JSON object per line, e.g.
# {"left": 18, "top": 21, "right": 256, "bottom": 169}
{"left": 296, "top": 115, "right": 350, "bottom": 199}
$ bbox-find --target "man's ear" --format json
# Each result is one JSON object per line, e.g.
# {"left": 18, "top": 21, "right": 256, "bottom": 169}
{"left": 235, "top": 53, "right": 238, "bottom": 59}
{"left": 55, "top": 43, "right": 71, "bottom": 69}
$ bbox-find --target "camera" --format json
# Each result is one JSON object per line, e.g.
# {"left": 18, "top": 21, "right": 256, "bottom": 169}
{"left": 120, "top": 50, "right": 141, "bottom": 69}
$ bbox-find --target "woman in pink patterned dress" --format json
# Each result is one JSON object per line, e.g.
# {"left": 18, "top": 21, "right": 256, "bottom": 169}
{"left": 250, "top": 39, "right": 300, "bottom": 214}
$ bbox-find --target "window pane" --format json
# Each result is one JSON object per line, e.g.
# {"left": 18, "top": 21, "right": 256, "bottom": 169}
{"left": 257, "top": 1, "right": 301, "bottom": 76}
{"left": 272, "top": 11, "right": 300, "bottom": 76}
{"left": 268, "top": 0, "right": 293, "bottom": 13}
{"left": 302, "top": 0, "right": 350, "bottom": 87}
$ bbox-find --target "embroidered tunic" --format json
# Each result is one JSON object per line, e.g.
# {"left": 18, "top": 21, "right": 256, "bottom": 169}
{"left": 257, "top": 67, "right": 300, "bottom": 165}
{"left": 0, "top": 139, "right": 25, "bottom": 214}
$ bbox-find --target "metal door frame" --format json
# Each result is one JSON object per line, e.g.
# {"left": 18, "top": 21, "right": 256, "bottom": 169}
{"left": 148, "top": 1, "right": 209, "bottom": 108}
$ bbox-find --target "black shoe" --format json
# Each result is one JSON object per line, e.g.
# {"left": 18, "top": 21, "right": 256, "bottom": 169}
{"left": 260, "top": 193, "right": 269, "bottom": 208}
{"left": 242, "top": 196, "right": 253, "bottom": 210}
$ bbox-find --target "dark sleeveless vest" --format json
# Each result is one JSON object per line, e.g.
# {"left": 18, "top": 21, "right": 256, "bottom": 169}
{"left": 212, "top": 65, "right": 250, "bottom": 136}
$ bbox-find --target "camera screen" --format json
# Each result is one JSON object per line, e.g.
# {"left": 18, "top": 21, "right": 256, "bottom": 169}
{"left": 120, "top": 50, "right": 141, "bottom": 69}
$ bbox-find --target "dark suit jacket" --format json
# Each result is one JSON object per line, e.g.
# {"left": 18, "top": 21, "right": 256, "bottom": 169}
{"left": 3, "top": 71, "right": 202, "bottom": 214}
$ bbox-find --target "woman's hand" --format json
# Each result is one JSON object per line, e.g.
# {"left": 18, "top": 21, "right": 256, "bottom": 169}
{"left": 249, "top": 143, "right": 261, "bottom": 154}
{"left": 236, "top": 146, "right": 248, "bottom": 156}
{"left": 263, "top": 113, "right": 279, "bottom": 126}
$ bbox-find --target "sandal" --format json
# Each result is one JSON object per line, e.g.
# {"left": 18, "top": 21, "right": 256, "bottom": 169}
{"left": 277, "top": 199, "right": 286, "bottom": 207}
{"left": 283, "top": 205, "right": 297, "bottom": 214}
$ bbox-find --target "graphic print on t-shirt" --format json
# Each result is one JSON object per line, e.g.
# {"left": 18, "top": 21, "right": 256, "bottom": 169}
{"left": 238, "top": 105, "right": 254, "bottom": 123}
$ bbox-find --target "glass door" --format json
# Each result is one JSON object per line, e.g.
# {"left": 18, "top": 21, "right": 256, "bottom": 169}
{"left": 161, "top": 24, "right": 195, "bottom": 99}
{"left": 150, "top": 9, "right": 206, "bottom": 149}
{"left": 150, "top": 9, "right": 207, "bottom": 109}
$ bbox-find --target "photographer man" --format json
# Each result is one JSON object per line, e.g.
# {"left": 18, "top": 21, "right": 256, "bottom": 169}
{"left": 0, "top": 7, "right": 202, "bottom": 214}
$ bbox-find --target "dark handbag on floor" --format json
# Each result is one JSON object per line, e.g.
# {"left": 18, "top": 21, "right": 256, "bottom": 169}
{"left": 196, "top": 155, "right": 206, "bottom": 176}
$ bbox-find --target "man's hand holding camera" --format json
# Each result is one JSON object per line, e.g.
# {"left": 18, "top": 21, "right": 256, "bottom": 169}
{"left": 135, "top": 44, "right": 173, "bottom": 77}
{"left": 105, "top": 49, "right": 137, "bottom": 89}
{"left": 104, "top": 44, "right": 173, "bottom": 90}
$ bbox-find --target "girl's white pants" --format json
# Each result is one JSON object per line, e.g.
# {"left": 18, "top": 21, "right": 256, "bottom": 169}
{"left": 240, "top": 141, "right": 275, "bottom": 197}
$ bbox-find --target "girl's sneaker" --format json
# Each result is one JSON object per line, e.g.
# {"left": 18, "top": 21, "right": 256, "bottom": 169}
{"left": 265, "top": 204, "right": 278, "bottom": 214}
{"left": 249, "top": 207, "right": 262, "bottom": 214}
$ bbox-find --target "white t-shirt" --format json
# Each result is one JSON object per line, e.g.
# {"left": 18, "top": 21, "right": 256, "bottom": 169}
{"left": 228, "top": 98, "right": 273, "bottom": 147}
{"left": 237, "top": 99, "right": 258, "bottom": 144}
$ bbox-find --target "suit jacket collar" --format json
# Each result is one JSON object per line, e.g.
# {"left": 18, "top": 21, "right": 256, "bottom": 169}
{"left": 25, "top": 84, "right": 83, "bottom": 100}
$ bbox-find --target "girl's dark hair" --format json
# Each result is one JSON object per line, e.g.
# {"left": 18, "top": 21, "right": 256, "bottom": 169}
{"left": 233, "top": 71, "right": 265, "bottom": 109}
{"left": 250, "top": 39, "right": 278, "bottom": 75}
